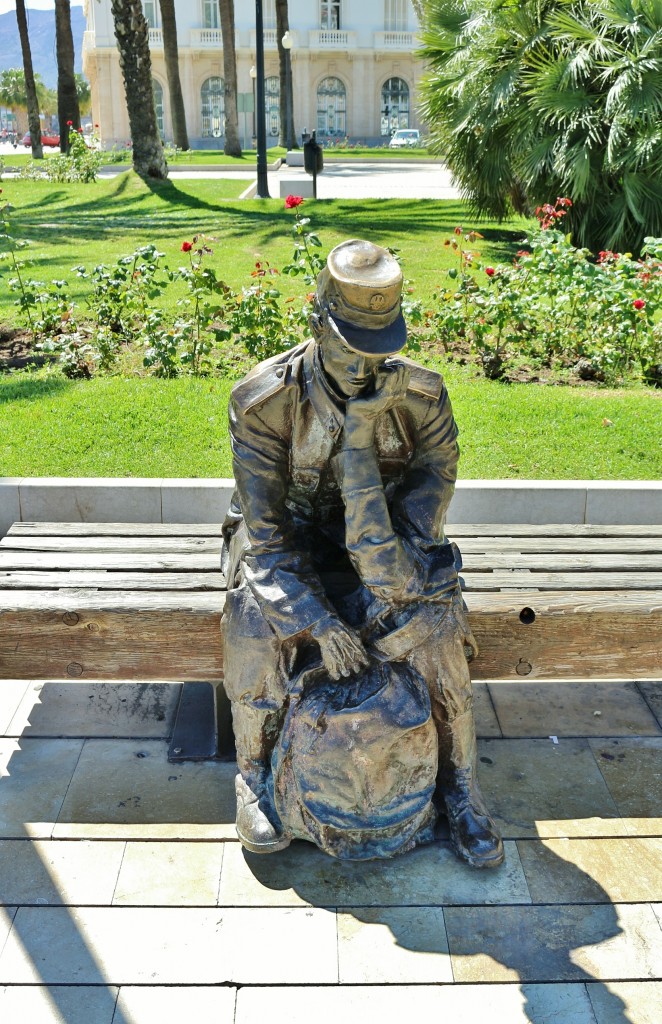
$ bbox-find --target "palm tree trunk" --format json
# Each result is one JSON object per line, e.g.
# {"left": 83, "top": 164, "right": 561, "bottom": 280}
{"left": 15, "top": 0, "right": 43, "bottom": 158}
{"left": 276, "top": 0, "right": 296, "bottom": 149}
{"left": 110, "top": 0, "right": 168, "bottom": 179}
{"left": 158, "top": 0, "right": 189, "bottom": 150}
{"left": 55, "top": 0, "right": 81, "bottom": 155}
{"left": 218, "top": 0, "right": 241, "bottom": 157}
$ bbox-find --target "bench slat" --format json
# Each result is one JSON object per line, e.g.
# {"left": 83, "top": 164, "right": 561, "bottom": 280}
{"left": 1, "top": 536, "right": 224, "bottom": 553}
{"left": 0, "top": 552, "right": 223, "bottom": 571}
{"left": 461, "top": 571, "right": 662, "bottom": 591}
{"left": 0, "top": 571, "right": 226, "bottom": 590}
{"left": 7, "top": 522, "right": 225, "bottom": 537}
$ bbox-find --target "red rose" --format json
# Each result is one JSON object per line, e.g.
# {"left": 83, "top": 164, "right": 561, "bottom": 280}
{"left": 284, "top": 195, "right": 304, "bottom": 209}
{"left": 66, "top": 120, "right": 73, "bottom": 126}
{"left": 633, "top": 298, "right": 645, "bottom": 310}
{"left": 485, "top": 267, "right": 495, "bottom": 277}
{"left": 181, "top": 241, "right": 193, "bottom": 252}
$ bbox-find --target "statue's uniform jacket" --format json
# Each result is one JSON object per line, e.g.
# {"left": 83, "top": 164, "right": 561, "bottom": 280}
{"left": 223, "top": 339, "right": 475, "bottom": 766}
{"left": 225, "top": 338, "right": 461, "bottom": 632}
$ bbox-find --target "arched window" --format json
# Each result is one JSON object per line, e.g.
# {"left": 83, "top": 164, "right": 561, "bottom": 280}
{"left": 201, "top": 77, "right": 225, "bottom": 138}
{"left": 317, "top": 77, "right": 346, "bottom": 137}
{"left": 381, "top": 77, "right": 409, "bottom": 135}
{"left": 202, "top": 0, "right": 219, "bottom": 29}
{"left": 152, "top": 78, "right": 165, "bottom": 139}
{"left": 265, "top": 76, "right": 280, "bottom": 138}
{"left": 263, "top": 0, "right": 276, "bottom": 29}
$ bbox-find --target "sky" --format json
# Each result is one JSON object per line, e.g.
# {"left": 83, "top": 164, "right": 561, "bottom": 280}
{"left": 0, "top": 1, "right": 84, "bottom": 14}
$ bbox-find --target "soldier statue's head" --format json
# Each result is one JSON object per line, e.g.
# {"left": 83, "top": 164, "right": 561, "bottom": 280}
{"left": 311, "top": 239, "right": 407, "bottom": 399}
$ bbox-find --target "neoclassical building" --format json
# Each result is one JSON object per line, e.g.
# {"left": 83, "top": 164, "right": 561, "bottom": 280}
{"left": 82, "top": 0, "right": 423, "bottom": 148}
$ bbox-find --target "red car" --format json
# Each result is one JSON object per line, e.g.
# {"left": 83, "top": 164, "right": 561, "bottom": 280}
{"left": 22, "top": 131, "right": 60, "bottom": 148}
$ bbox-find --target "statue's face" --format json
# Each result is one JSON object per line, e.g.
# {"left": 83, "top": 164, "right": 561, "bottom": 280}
{"left": 320, "top": 331, "right": 386, "bottom": 400}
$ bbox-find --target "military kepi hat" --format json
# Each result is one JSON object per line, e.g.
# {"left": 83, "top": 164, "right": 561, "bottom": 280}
{"left": 317, "top": 239, "right": 407, "bottom": 355}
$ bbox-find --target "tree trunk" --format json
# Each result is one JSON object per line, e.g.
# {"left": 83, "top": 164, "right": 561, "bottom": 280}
{"left": 158, "top": 0, "right": 189, "bottom": 150}
{"left": 15, "top": 0, "right": 43, "bottom": 158}
{"left": 276, "top": 0, "right": 296, "bottom": 149}
{"left": 218, "top": 0, "right": 241, "bottom": 157}
{"left": 110, "top": 0, "right": 168, "bottom": 179}
{"left": 55, "top": 0, "right": 81, "bottom": 155}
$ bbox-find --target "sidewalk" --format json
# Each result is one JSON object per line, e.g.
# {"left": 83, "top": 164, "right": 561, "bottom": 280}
{"left": 0, "top": 674, "right": 660, "bottom": 1022}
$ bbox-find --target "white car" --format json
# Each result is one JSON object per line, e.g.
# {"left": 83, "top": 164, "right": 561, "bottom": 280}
{"left": 388, "top": 129, "right": 420, "bottom": 149}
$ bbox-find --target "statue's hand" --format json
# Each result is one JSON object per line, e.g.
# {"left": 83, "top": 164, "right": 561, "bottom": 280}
{"left": 343, "top": 362, "right": 410, "bottom": 449}
{"left": 310, "top": 615, "right": 370, "bottom": 680}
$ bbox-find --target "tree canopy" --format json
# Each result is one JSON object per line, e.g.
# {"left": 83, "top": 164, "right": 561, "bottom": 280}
{"left": 418, "top": 0, "right": 662, "bottom": 253}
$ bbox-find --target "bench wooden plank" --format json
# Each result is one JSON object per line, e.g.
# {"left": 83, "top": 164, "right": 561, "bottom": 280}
{"left": 0, "top": 552, "right": 222, "bottom": 571}
{"left": 455, "top": 538, "right": 662, "bottom": 554}
{"left": 0, "top": 571, "right": 226, "bottom": 590}
{"left": 449, "top": 524, "right": 662, "bottom": 538}
{"left": 2, "top": 536, "right": 224, "bottom": 553}
{"left": 7, "top": 522, "right": 226, "bottom": 537}
{"left": 461, "top": 571, "right": 662, "bottom": 591}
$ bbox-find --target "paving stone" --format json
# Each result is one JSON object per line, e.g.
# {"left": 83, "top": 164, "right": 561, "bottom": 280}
{"left": 0, "top": 985, "right": 119, "bottom": 1023}
{"left": 0, "top": 905, "right": 338, "bottom": 985}
{"left": 236, "top": 982, "right": 597, "bottom": 1024}
{"left": 638, "top": 681, "right": 662, "bottom": 729}
{"left": 0, "top": 908, "right": 16, "bottom": 957}
{"left": 473, "top": 681, "right": 501, "bottom": 737}
{"left": 590, "top": 738, "right": 662, "bottom": 836}
{"left": 0, "top": 906, "right": 226, "bottom": 984}
{"left": 586, "top": 981, "right": 662, "bottom": 1024}
{"left": 445, "top": 903, "right": 662, "bottom": 982}
{"left": 477, "top": 737, "right": 624, "bottom": 839}
{"left": 113, "top": 840, "right": 224, "bottom": 906}
{"left": 115, "top": 986, "right": 236, "bottom": 1022}
{"left": 517, "top": 837, "right": 662, "bottom": 904}
{"left": 0, "top": 839, "right": 125, "bottom": 906}
{"left": 8, "top": 681, "right": 182, "bottom": 738}
{"left": 0, "top": 738, "right": 84, "bottom": 838}
{"left": 489, "top": 681, "right": 661, "bottom": 738}
{"left": 219, "top": 838, "right": 529, "bottom": 908}
{"left": 0, "top": 680, "right": 30, "bottom": 734}
{"left": 337, "top": 906, "right": 452, "bottom": 983}
{"left": 52, "top": 739, "right": 236, "bottom": 839}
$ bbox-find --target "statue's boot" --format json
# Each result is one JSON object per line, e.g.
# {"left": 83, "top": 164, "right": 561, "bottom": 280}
{"left": 437, "top": 710, "right": 504, "bottom": 869}
{"left": 234, "top": 759, "right": 290, "bottom": 855}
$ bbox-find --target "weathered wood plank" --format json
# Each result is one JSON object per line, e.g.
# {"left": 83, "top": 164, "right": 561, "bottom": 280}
{"left": 0, "top": 607, "right": 224, "bottom": 680}
{"left": 448, "top": 524, "right": 662, "bottom": 538}
{"left": 7, "top": 522, "right": 225, "bottom": 537}
{"left": 461, "top": 571, "right": 662, "bottom": 591}
{"left": 0, "top": 571, "right": 226, "bottom": 590}
{"left": 0, "top": 590, "right": 659, "bottom": 680}
{"left": 0, "top": 552, "right": 221, "bottom": 571}
{"left": 455, "top": 538, "right": 662, "bottom": 554}
{"left": 0, "top": 589, "right": 226, "bottom": 611}
{"left": 462, "top": 554, "right": 662, "bottom": 571}
{"left": 1, "top": 536, "right": 224, "bottom": 554}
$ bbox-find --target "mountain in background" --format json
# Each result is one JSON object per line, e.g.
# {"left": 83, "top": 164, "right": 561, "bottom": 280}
{"left": 0, "top": 6, "right": 87, "bottom": 90}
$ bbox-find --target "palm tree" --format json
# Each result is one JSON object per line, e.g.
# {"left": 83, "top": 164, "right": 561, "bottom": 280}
{"left": 219, "top": 0, "right": 241, "bottom": 156}
{"left": 15, "top": 0, "right": 43, "bottom": 157}
{"left": 419, "top": 0, "right": 662, "bottom": 253}
{"left": 110, "top": 0, "right": 168, "bottom": 178}
{"left": 276, "top": 0, "right": 296, "bottom": 149}
{"left": 158, "top": 0, "right": 190, "bottom": 150}
{"left": 55, "top": 0, "right": 81, "bottom": 154}
{"left": 0, "top": 67, "right": 33, "bottom": 136}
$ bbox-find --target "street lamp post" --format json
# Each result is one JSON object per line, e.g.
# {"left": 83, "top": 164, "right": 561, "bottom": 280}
{"left": 281, "top": 29, "right": 294, "bottom": 151}
{"left": 254, "top": 0, "right": 270, "bottom": 198}
{"left": 249, "top": 65, "right": 257, "bottom": 147}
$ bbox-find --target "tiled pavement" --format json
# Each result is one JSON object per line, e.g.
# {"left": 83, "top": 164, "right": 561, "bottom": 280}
{"left": 0, "top": 679, "right": 660, "bottom": 1023}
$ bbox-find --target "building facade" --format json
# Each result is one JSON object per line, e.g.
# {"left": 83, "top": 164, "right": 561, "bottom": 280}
{"left": 82, "top": 0, "right": 423, "bottom": 149}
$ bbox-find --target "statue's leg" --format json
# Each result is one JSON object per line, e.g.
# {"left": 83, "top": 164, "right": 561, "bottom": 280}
{"left": 222, "top": 587, "right": 290, "bottom": 854}
{"left": 409, "top": 595, "right": 504, "bottom": 868}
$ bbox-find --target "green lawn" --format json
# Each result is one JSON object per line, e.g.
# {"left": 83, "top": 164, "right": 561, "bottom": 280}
{"left": 0, "top": 172, "right": 530, "bottom": 320}
{"left": 0, "top": 363, "right": 658, "bottom": 479}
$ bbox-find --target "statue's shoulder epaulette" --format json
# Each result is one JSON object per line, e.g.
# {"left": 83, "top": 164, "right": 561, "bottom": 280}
{"left": 399, "top": 357, "right": 444, "bottom": 401}
{"left": 231, "top": 345, "right": 306, "bottom": 412}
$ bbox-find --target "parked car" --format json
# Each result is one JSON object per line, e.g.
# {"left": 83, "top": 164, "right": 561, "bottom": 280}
{"left": 388, "top": 129, "right": 420, "bottom": 149}
{"left": 22, "top": 131, "right": 60, "bottom": 148}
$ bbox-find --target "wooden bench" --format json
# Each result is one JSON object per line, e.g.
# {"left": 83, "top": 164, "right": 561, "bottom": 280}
{"left": 1, "top": 521, "right": 661, "bottom": 756}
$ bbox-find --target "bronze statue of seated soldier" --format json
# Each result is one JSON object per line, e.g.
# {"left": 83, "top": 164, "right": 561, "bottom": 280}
{"left": 221, "top": 238, "right": 503, "bottom": 867}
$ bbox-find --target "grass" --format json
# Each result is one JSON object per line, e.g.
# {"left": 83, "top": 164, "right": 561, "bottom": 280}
{"left": 0, "top": 362, "right": 658, "bottom": 479}
{"left": 0, "top": 172, "right": 530, "bottom": 319}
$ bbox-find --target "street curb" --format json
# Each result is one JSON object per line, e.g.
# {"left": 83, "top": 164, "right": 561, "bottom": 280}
{"left": 1, "top": 478, "right": 660, "bottom": 536}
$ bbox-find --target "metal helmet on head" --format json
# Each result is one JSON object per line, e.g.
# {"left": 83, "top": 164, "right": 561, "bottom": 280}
{"left": 315, "top": 238, "right": 407, "bottom": 355}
